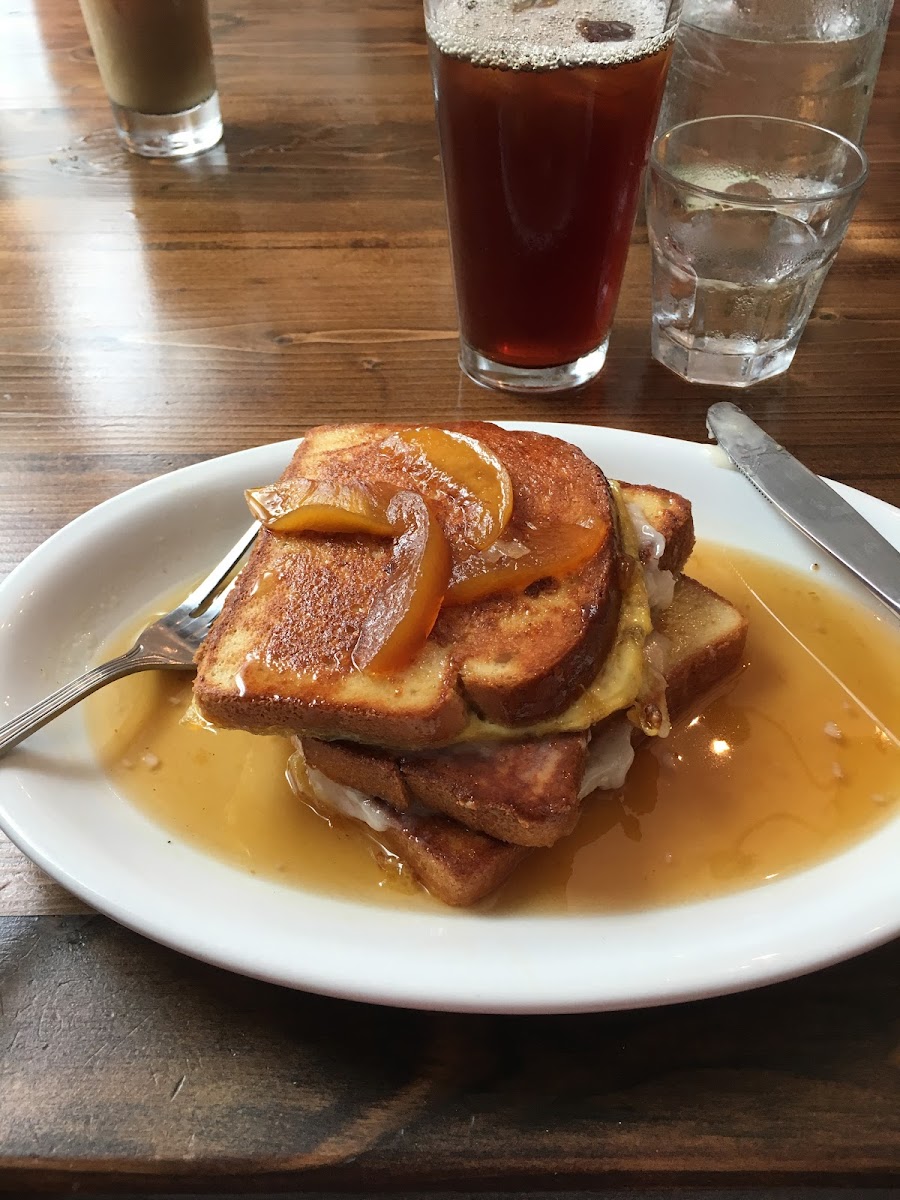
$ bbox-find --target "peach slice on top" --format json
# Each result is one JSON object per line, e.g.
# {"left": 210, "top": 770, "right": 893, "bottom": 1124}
{"left": 244, "top": 430, "right": 604, "bottom": 670}
{"left": 245, "top": 478, "right": 396, "bottom": 537}
{"left": 245, "top": 480, "right": 450, "bottom": 674}
{"left": 380, "top": 427, "right": 514, "bottom": 551}
{"left": 444, "top": 522, "right": 606, "bottom": 606}
{"left": 352, "top": 491, "right": 451, "bottom": 674}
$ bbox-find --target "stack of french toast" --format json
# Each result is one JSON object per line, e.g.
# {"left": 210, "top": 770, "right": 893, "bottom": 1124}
{"left": 193, "top": 422, "right": 747, "bottom": 905}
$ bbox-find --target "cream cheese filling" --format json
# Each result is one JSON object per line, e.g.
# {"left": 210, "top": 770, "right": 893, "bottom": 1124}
{"left": 628, "top": 500, "right": 676, "bottom": 612}
{"left": 287, "top": 740, "right": 394, "bottom": 833}
{"left": 578, "top": 716, "right": 636, "bottom": 799}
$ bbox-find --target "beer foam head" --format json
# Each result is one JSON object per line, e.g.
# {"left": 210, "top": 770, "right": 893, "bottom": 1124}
{"left": 426, "top": 0, "right": 676, "bottom": 71}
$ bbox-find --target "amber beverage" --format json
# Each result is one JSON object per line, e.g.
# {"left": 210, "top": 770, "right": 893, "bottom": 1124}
{"left": 427, "top": 0, "right": 681, "bottom": 392}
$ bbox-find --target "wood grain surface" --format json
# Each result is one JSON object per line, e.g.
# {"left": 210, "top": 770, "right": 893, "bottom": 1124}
{"left": 1, "top": 916, "right": 898, "bottom": 1191}
{"left": 0, "top": 0, "right": 898, "bottom": 1190}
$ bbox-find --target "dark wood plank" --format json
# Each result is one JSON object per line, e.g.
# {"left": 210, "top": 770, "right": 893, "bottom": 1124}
{"left": 62, "top": 1195, "right": 900, "bottom": 1200}
{"left": 0, "top": 916, "right": 898, "bottom": 1190}
{"left": 61, "top": 1194, "right": 900, "bottom": 1200}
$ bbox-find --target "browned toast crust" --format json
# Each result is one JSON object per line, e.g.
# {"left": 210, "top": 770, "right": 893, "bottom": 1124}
{"left": 303, "top": 732, "right": 589, "bottom": 847}
{"left": 402, "top": 735, "right": 588, "bottom": 846}
{"left": 195, "top": 422, "right": 621, "bottom": 747}
{"left": 299, "top": 773, "right": 527, "bottom": 907}
{"left": 303, "top": 737, "right": 412, "bottom": 810}
{"left": 433, "top": 425, "right": 621, "bottom": 725}
{"left": 371, "top": 804, "right": 530, "bottom": 908}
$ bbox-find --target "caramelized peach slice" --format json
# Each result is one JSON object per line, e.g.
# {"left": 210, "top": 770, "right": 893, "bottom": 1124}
{"left": 444, "top": 521, "right": 606, "bottom": 606}
{"left": 381, "top": 428, "right": 513, "bottom": 550}
{"left": 245, "top": 478, "right": 396, "bottom": 537}
{"left": 353, "top": 491, "right": 451, "bottom": 674}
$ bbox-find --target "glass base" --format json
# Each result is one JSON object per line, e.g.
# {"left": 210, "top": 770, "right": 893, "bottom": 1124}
{"left": 110, "top": 92, "right": 222, "bottom": 159}
{"left": 651, "top": 324, "right": 798, "bottom": 388}
{"left": 459, "top": 338, "right": 609, "bottom": 394}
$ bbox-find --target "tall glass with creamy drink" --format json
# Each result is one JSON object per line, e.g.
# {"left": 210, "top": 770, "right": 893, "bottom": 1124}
{"left": 78, "top": 0, "right": 222, "bottom": 158}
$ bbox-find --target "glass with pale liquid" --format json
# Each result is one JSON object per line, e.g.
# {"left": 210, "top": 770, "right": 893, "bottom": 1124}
{"left": 658, "top": 0, "right": 891, "bottom": 144}
{"left": 647, "top": 115, "right": 867, "bottom": 387}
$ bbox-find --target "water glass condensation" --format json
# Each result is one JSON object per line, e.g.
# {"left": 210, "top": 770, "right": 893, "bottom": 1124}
{"left": 647, "top": 115, "right": 867, "bottom": 387}
{"left": 79, "top": 0, "right": 222, "bottom": 158}
{"left": 426, "top": 0, "right": 682, "bottom": 394}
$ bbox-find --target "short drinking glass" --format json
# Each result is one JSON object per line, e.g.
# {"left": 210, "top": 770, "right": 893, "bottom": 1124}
{"left": 79, "top": 0, "right": 222, "bottom": 159}
{"left": 647, "top": 115, "right": 867, "bottom": 387}
{"left": 426, "top": 0, "right": 683, "bottom": 394}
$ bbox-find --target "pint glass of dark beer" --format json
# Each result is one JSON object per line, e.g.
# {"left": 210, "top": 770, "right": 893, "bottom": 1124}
{"left": 426, "top": 0, "right": 683, "bottom": 392}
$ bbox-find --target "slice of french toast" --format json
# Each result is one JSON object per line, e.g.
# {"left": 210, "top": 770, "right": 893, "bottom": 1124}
{"left": 304, "top": 731, "right": 590, "bottom": 847}
{"left": 300, "top": 480, "right": 696, "bottom": 847}
{"left": 295, "top": 575, "right": 749, "bottom": 906}
{"left": 194, "top": 423, "right": 622, "bottom": 748}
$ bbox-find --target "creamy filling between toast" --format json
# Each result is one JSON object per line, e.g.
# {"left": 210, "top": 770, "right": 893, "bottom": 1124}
{"left": 628, "top": 501, "right": 676, "bottom": 612}
{"left": 288, "top": 742, "right": 396, "bottom": 834}
{"left": 578, "top": 717, "right": 636, "bottom": 799}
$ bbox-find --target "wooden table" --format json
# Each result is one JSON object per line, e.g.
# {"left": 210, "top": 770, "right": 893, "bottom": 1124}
{"left": 1, "top": 1, "right": 898, "bottom": 1194}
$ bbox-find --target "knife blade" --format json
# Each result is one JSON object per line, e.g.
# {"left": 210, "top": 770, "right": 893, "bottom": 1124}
{"left": 706, "top": 402, "right": 900, "bottom": 620}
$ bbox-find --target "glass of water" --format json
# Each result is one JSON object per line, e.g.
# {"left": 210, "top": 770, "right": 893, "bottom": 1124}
{"left": 647, "top": 114, "right": 867, "bottom": 387}
{"left": 657, "top": 0, "right": 892, "bottom": 145}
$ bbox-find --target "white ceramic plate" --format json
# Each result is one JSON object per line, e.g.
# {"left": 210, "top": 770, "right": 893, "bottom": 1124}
{"left": 0, "top": 422, "right": 897, "bottom": 1013}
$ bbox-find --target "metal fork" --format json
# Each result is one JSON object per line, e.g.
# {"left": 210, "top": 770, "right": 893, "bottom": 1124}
{"left": 0, "top": 523, "right": 259, "bottom": 760}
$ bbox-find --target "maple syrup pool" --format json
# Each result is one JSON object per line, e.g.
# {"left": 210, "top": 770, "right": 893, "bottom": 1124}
{"left": 86, "top": 544, "right": 899, "bottom": 914}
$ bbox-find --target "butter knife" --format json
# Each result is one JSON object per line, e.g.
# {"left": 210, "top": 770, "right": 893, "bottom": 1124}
{"left": 706, "top": 402, "right": 900, "bottom": 620}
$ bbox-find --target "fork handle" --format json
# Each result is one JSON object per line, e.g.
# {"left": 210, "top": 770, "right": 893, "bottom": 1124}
{"left": 0, "top": 649, "right": 170, "bottom": 760}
